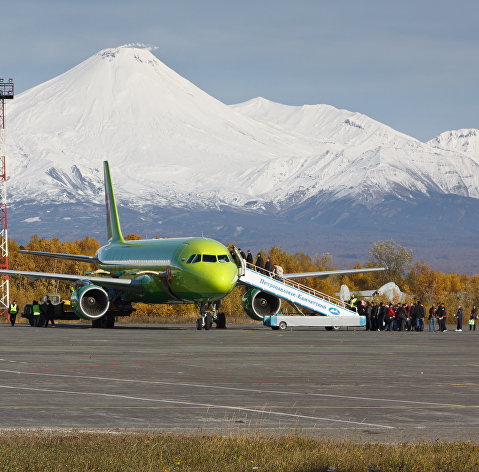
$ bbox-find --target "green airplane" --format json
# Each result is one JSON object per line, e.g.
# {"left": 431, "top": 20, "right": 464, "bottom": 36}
{"left": 0, "top": 161, "right": 385, "bottom": 329}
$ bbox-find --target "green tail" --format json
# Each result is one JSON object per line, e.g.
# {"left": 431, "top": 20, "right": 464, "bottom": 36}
{"left": 103, "top": 161, "right": 125, "bottom": 243}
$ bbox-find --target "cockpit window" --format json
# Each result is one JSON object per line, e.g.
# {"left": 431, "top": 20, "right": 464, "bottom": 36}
{"left": 217, "top": 255, "right": 230, "bottom": 263}
{"left": 202, "top": 254, "right": 217, "bottom": 263}
{"left": 192, "top": 254, "right": 201, "bottom": 263}
{"left": 186, "top": 254, "right": 196, "bottom": 264}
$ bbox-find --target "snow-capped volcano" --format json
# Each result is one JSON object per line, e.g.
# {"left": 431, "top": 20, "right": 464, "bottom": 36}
{"left": 7, "top": 45, "right": 313, "bottom": 209}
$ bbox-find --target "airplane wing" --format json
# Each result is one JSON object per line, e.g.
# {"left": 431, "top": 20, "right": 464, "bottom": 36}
{"left": 18, "top": 250, "right": 97, "bottom": 263}
{"left": 283, "top": 267, "right": 386, "bottom": 280}
{"left": 0, "top": 269, "right": 142, "bottom": 292}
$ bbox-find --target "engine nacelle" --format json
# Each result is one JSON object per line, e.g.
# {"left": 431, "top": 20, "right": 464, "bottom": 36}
{"left": 242, "top": 288, "right": 281, "bottom": 321}
{"left": 71, "top": 285, "right": 110, "bottom": 320}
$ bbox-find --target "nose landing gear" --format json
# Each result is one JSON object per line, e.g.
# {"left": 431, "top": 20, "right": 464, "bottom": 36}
{"left": 196, "top": 302, "right": 226, "bottom": 330}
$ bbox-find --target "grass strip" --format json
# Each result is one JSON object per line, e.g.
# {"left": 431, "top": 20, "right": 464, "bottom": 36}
{"left": 0, "top": 431, "right": 477, "bottom": 471}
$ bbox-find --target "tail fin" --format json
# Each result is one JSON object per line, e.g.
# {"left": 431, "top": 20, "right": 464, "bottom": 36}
{"left": 103, "top": 161, "right": 125, "bottom": 243}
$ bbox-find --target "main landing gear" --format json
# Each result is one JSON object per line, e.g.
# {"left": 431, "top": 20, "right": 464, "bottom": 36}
{"left": 196, "top": 302, "right": 227, "bottom": 330}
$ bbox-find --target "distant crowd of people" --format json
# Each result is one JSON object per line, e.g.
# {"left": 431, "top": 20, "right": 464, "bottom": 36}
{"left": 348, "top": 297, "right": 478, "bottom": 332}
{"left": 238, "top": 248, "right": 284, "bottom": 279}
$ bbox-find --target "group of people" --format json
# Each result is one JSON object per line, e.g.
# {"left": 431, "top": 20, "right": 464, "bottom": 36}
{"left": 348, "top": 297, "right": 478, "bottom": 332}
{"left": 7, "top": 298, "right": 56, "bottom": 327}
{"left": 238, "top": 248, "right": 284, "bottom": 279}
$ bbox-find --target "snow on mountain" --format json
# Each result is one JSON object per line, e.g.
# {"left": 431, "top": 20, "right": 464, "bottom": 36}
{"left": 6, "top": 45, "right": 479, "bottom": 217}
{"left": 231, "top": 98, "right": 479, "bottom": 203}
{"left": 428, "top": 129, "right": 479, "bottom": 163}
{"left": 7, "top": 46, "right": 311, "bottom": 208}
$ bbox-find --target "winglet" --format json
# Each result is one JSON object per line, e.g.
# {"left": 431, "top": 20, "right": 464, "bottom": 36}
{"left": 104, "top": 161, "right": 125, "bottom": 243}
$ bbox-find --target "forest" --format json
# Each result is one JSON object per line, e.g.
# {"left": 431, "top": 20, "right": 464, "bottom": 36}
{"left": 4, "top": 235, "right": 479, "bottom": 323}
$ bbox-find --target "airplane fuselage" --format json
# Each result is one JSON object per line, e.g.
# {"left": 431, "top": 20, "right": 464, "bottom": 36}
{"left": 96, "top": 237, "right": 239, "bottom": 304}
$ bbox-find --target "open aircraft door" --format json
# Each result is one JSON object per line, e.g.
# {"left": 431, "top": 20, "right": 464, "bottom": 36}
{"left": 230, "top": 246, "right": 246, "bottom": 277}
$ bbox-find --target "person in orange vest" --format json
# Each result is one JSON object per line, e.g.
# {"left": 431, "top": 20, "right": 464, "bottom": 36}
{"left": 8, "top": 301, "right": 18, "bottom": 327}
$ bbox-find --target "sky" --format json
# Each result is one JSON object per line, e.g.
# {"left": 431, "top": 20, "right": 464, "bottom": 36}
{"left": 2, "top": 0, "right": 478, "bottom": 141}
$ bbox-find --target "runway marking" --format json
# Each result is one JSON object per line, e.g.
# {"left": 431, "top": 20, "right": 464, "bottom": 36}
{"left": 0, "top": 405, "right": 477, "bottom": 410}
{"left": 0, "top": 384, "right": 393, "bottom": 429}
{"left": 0, "top": 369, "right": 472, "bottom": 409}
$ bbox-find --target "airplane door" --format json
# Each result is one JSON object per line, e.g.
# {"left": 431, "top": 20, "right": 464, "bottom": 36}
{"left": 230, "top": 246, "right": 246, "bottom": 277}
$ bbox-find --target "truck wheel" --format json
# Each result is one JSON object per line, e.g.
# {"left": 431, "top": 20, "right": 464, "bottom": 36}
{"left": 278, "top": 321, "right": 287, "bottom": 330}
{"left": 271, "top": 326, "right": 280, "bottom": 330}
{"left": 325, "top": 326, "right": 340, "bottom": 331}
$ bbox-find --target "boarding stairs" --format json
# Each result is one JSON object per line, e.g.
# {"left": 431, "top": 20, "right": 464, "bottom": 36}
{"left": 239, "top": 262, "right": 358, "bottom": 318}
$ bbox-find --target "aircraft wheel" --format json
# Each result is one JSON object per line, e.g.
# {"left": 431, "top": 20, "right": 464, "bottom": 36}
{"left": 196, "top": 318, "right": 203, "bottom": 330}
{"left": 92, "top": 318, "right": 102, "bottom": 328}
{"left": 278, "top": 321, "right": 287, "bottom": 330}
{"left": 204, "top": 313, "right": 212, "bottom": 330}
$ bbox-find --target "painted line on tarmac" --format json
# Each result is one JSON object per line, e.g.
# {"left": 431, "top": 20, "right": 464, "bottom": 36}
{"left": 0, "top": 405, "right": 477, "bottom": 410}
{"left": 0, "top": 368, "right": 471, "bottom": 409}
{"left": 0, "top": 384, "right": 393, "bottom": 429}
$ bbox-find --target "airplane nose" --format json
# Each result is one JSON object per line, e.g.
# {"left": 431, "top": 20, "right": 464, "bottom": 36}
{"left": 207, "top": 267, "right": 238, "bottom": 295}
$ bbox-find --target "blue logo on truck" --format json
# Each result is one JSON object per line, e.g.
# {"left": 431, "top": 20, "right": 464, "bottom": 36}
{"left": 328, "top": 307, "right": 340, "bottom": 316}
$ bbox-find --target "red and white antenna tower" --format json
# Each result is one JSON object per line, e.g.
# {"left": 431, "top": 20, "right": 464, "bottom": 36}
{"left": 0, "top": 78, "right": 13, "bottom": 314}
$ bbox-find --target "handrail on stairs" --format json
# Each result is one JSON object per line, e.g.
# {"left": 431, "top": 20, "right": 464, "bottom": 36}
{"left": 244, "top": 262, "right": 353, "bottom": 310}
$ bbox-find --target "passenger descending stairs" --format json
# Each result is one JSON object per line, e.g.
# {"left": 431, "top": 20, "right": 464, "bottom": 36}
{"left": 239, "top": 262, "right": 358, "bottom": 318}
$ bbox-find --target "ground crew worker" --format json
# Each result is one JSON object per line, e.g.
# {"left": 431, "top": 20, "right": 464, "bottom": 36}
{"left": 349, "top": 295, "right": 358, "bottom": 312}
{"left": 8, "top": 301, "right": 18, "bottom": 327}
{"left": 32, "top": 300, "right": 41, "bottom": 327}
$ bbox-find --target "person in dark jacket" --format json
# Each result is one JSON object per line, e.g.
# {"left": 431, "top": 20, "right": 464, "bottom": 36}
{"left": 415, "top": 301, "right": 425, "bottom": 331}
{"left": 264, "top": 257, "right": 273, "bottom": 275}
{"left": 44, "top": 299, "right": 56, "bottom": 327}
{"left": 370, "top": 302, "right": 378, "bottom": 331}
{"left": 255, "top": 253, "right": 264, "bottom": 272}
{"left": 238, "top": 248, "right": 246, "bottom": 259}
{"left": 246, "top": 250, "right": 253, "bottom": 264}
{"left": 437, "top": 303, "right": 447, "bottom": 332}
{"left": 455, "top": 304, "right": 463, "bottom": 332}
{"left": 397, "top": 304, "right": 407, "bottom": 331}
{"left": 470, "top": 305, "right": 477, "bottom": 331}
{"left": 377, "top": 302, "right": 385, "bottom": 330}
{"left": 409, "top": 303, "right": 417, "bottom": 331}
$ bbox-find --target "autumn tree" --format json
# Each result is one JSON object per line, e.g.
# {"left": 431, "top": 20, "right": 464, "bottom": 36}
{"left": 368, "top": 240, "right": 413, "bottom": 287}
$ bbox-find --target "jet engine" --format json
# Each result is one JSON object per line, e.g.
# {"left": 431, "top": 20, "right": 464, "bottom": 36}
{"left": 242, "top": 288, "right": 281, "bottom": 321}
{"left": 71, "top": 284, "right": 110, "bottom": 320}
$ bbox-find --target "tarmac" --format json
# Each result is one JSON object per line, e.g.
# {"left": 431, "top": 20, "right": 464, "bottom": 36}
{"left": 0, "top": 321, "right": 478, "bottom": 442}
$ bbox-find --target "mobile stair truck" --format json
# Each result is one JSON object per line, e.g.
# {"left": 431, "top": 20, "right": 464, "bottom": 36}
{"left": 239, "top": 265, "right": 365, "bottom": 331}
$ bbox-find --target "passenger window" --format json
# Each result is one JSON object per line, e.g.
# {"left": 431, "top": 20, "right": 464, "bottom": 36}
{"left": 192, "top": 254, "right": 201, "bottom": 263}
{"left": 186, "top": 254, "right": 196, "bottom": 264}
{"left": 202, "top": 254, "right": 217, "bottom": 263}
{"left": 217, "top": 255, "right": 229, "bottom": 263}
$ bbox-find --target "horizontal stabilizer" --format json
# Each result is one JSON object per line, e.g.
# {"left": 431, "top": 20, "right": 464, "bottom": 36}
{"left": 18, "top": 250, "right": 97, "bottom": 263}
